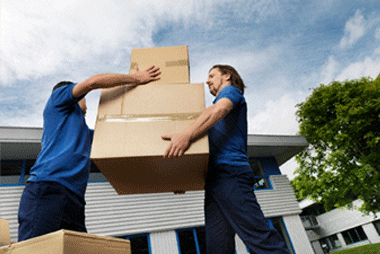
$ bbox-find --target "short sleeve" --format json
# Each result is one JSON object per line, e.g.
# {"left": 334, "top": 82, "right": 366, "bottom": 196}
{"left": 50, "top": 83, "right": 82, "bottom": 109}
{"left": 213, "top": 85, "right": 243, "bottom": 108}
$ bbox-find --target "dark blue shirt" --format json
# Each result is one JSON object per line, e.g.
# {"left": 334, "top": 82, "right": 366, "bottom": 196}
{"left": 28, "top": 84, "right": 93, "bottom": 200}
{"left": 208, "top": 85, "right": 249, "bottom": 166}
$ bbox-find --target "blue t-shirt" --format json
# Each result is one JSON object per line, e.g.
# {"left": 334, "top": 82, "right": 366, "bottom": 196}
{"left": 28, "top": 84, "right": 93, "bottom": 200}
{"left": 208, "top": 85, "right": 249, "bottom": 167}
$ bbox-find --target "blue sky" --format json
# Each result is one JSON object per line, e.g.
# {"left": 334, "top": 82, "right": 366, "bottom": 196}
{"left": 1, "top": 0, "right": 380, "bottom": 178}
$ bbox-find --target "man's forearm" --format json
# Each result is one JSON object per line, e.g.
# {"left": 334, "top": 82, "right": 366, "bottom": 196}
{"left": 88, "top": 73, "right": 141, "bottom": 90}
{"left": 72, "top": 65, "right": 160, "bottom": 98}
{"left": 185, "top": 102, "right": 230, "bottom": 141}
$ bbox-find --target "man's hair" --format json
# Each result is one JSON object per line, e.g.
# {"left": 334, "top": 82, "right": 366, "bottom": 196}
{"left": 52, "top": 81, "right": 74, "bottom": 92}
{"left": 211, "top": 65, "right": 246, "bottom": 94}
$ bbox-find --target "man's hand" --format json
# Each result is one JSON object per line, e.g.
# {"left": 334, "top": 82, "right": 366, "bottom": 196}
{"left": 162, "top": 132, "right": 192, "bottom": 158}
{"left": 133, "top": 65, "right": 161, "bottom": 85}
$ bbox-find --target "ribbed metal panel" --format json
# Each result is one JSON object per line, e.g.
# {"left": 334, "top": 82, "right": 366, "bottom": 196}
{"left": 256, "top": 175, "right": 301, "bottom": 218}
{"left": 283, "top": 215, "right": 315, "bottom": 254}
{"left": 0, "top": 175, "right": 301, "bottom": 245}
{"left": 150, "top": 230, "right": 179, "bottom": 254}
{"left": 0, "top": 186, "right": 24, "bottom": 242}
{"left": 85, "top": 183, "right": 205, "bottom": 237}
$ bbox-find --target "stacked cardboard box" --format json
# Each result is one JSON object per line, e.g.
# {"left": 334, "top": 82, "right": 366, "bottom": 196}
{"left": 0, "top": 219, "right": 10, "bottom": 247}
{"left": 0, "top": 230, "right": 130, "bottom": 254}
{"left": 90, "top": 46, "right": 209, "bottom": 194}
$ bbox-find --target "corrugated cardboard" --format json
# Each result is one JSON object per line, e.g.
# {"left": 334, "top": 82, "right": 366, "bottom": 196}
{"left": 90, "top": 45, "right": 208, "bottom": 195}
{"left": 91, "top": 83, "right": 209, "bottom": 194}
{"left": 129, "top": 45, "right": 190, "bottom": 85}
{"left": 0, "top": 230, "right": 130, "bottom": 254}
{"left": 0, "top": 219, "right": 10, "bottom": 247}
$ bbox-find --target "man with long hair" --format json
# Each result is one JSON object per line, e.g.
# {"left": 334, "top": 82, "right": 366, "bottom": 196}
{"left": 162, "top": 65, "right": 290, "bottom": 253}
{"left": 18, "top": 66, "right": 160, "bottom": 242}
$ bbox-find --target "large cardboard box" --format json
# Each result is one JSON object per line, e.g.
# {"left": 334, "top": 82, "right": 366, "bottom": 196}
{"left": 91, "top": 83, "right": 209, "bottom": 194}
{"left": 90, "top": 45, "right": 209, "bottom": 194}
{"left": 129, "top": 45, "right": 189, "bottom": 85}
{"left": 0, "top": 230, "right": 130, "bottom": 254}
{"left": 0, "top": 219, "right": 10, "bottom": 247}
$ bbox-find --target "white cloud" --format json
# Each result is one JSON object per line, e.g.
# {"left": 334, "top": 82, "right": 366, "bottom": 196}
{"left": 248, "top": 92, "right": 306, "bottom": 135}
{"left": 320, "top": 56, "right": 340, "bottom": 85}
{"left": 0, "top": 0, "right": 221, "bottom": 87}
{"left": 336, "top": 55, "right": 380, "bottom": 81}
{"left": 340, "top": 10, "right": 366, "bottom": 49}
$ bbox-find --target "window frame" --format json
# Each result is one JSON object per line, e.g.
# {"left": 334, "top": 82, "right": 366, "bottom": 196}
{"left": 176, "top": 226, "right": 206, "bottom": 254}
{"left": 248, "top": 158, "right": 273, "bottom": 191}
{"left": 117, "top": 233, "right": 151, "bottom": 254}
{"left": 0, "top": 159, "right": 108, "bottom": 186}
{"left": 341, "top": 226, "right": 368, "bottom": 245}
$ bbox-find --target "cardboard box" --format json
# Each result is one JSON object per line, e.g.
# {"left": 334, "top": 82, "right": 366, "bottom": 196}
{"left": 129, "top": 45, "right": 190, "bottom": 85}
{"left": 91, "top": 83, "right": 209, "bottom": 194}
{"left": 0, "top": 219, "right": 10, "bottom": 247}
{"left": 90, "top": 45, "right": 209, "bottom": 195}
{"left": 0, "top": 230, "right": 130, "bottom": 254}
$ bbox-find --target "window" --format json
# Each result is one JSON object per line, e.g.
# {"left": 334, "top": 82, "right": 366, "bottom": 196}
{"left": 249, "top": 159, "right": 271, "bottom": 190}
{"left": 117, "top": 234, "right": 150, "bottom": 254}
{"left": 88, "top": 161, "right": 107, "bottom": 182}
{"left": 320, "top": 234, "right": 341, "bottom": 253}
{"left": 177, "top": 227, "right": 206, "bottom": 254}
{"left": 341, "top": 226, "right": 367, "bottom": 245}
{"left": 0, "top": 159, "right": 107, "bottom": 185}
{"left": 0, "top": 159, "right": 35, "bottom": 185}
{"left": 373, "top": 220, "right": 380, "bottom": 235}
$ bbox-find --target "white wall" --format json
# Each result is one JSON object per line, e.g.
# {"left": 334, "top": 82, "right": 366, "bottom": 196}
{"left": 283, "top": 215, "right": 315, "bottom": 254}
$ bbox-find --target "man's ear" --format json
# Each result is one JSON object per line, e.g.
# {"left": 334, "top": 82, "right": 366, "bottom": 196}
{"left": 223, "top": 73, "right": 231, "bottom": 82}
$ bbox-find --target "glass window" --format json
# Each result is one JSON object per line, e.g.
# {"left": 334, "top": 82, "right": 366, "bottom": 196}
{"left": 270, "top": 217, "right": 295, "bottom": 254}
{"left": 130, "top": 235, "right": 150, "bottom": 254}
{"left": 249, "top": 158, "right": 271, "bottom": 190}
{"left": 117, "top": 234, "right": 150, "bottom": 254}
{"left": 342, "top": 226, "right": 367, "bottom": 245}
{"left": 373, "top": 220, "right": 380, "bottom": 235}
{"left": 1, "top": 160, "right": 24, "bottom": 176}
{"left": 320, "top": 234, "right": 341, "bottom": 253}
{"left": 88, "top": 161, "right": 107, "bottom": 182}
{"left": 177, "top": 227, "right": 206, "bottom": 254}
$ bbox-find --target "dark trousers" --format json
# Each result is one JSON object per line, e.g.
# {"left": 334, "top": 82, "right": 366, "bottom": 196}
{"left": 205, "top": 164, "right": 291, "bottom": 254}
{"left": 18, "top": 181, "right": 86, "bottom": 242}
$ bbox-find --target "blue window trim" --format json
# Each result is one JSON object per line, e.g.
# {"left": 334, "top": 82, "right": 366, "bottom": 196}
{"left": 267, "top": 217, "right": 296, "bottom": 254}
{"left": 19, "top": 160, "right": 27, "bottom": 185}
{"left": 253, "top": 175, "right": 273, "bottom": 191}
{"left": 1, "top": 159, "right": 109, "bottom": 186}
{"left": 0, "top": 159, "right": 27, "bottom": 186}
{"left": 342, "top": 227, "right": 368, "bottom": 246}
{"left": 176, "top": 227, "right": 205, "bottom": 254}
{"left": 249, "top": 157, "right": 277, "bottom": 191}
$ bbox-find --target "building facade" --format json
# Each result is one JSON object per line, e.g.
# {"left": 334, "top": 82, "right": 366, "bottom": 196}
{"left": 0, "top": 126, "right": 313, "bottom": 253}
{"left": 300, "top": 199, "right": 380, "bottom": 253}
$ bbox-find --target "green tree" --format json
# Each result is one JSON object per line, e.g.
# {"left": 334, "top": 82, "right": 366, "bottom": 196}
{"left": 291, "top": 75, "right": 380, "bottom": 215}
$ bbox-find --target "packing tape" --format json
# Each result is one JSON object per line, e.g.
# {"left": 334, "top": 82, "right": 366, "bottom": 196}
{"left": 130, "top": 60, "right": 188, "bottom": 70}
{"left": 98, "top": 112, "right": 201, "bottom": 123}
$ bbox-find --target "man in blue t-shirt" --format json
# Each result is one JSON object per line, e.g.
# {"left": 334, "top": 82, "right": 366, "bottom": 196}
{"left": 18, "top": 65, "right": 161, "bottom": 242}
{"left": 162, "top": 65, "right": 290, "bottom": 254}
